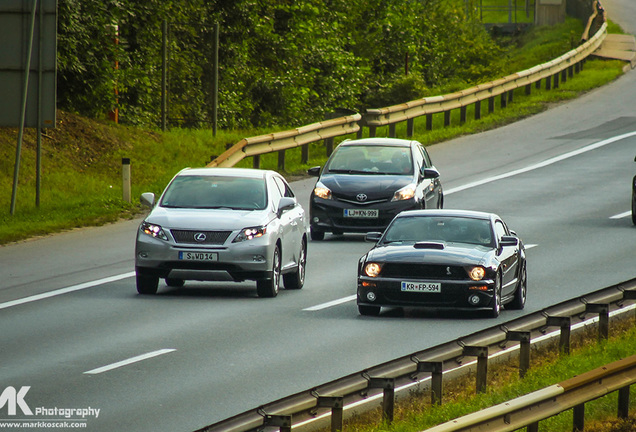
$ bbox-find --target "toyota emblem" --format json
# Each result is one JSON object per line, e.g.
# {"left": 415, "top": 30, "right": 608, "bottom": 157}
{"left": 356, "top": 193, "right": 368, "bottom": 202}
{"left": 194, "top": 233, "right": 207, "bottom": 242}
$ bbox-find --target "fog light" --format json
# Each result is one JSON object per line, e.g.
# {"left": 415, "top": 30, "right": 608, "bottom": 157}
{"left": 313, "top": 217, "right": 320, "bottom": 223}
{"left": 252, "top": 255, "right": 266, "bottom": 262}
{"left": 366, "top": 292, "right": 377, "bottom": 302}
{"left": 468, "top": 295, "right": 481, "bottom": 306}
{"left": 138, "top": 251, "right": 148, "bottom": 258}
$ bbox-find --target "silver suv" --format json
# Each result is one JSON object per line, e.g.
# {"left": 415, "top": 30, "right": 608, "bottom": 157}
{"left": 135, "top": 168, "right": 308, "bottom": 297}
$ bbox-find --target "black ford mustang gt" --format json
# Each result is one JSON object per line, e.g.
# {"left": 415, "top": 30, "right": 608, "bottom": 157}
{"left": 357, "top": 209, "right": 527, "bottom": 318}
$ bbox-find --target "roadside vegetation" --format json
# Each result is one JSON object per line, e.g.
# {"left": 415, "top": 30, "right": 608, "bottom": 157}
{"left": 314, "top": 315, "right": 636, "bottom": 432}
{"left": 0, "top": 16, "right": 626, "bottom": 245}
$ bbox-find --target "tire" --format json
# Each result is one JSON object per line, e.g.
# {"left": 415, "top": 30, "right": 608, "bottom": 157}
{"left": 256, "top": 245, "right": 281, "bottom": 298}
{"left": 508, "top": 262, "right": 527, "bottom": 310}
{"left": 358, "top": 305, "right": 381, "bottom": 316}
{"left": 136, "top": 273, "right": 159, "bottom": 295}
{"left": 310, "top": 227, "right": 324, "bottom": 241}
{"left": 165, "top": 278, "right": 185, "bottom": 288}
{"left": 283, "top": 239, "right": 306, "bottom": 290}
{"left": 488, "top": 273, "right": 502, "bottom": 318}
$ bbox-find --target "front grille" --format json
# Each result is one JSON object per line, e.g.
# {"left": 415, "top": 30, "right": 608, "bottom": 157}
{"left": 333, "top": 217, "right": 393, "bottom": 228}
{"left": 381, "top": 263, "right": 465, "bottom": 280}
{"left": 170, "top": 230, "right": 232, "bottom": 245}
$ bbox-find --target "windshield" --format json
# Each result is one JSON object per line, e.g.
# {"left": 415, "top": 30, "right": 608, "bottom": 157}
{"left": 160, "top": 175, "right": 267, "bottom": 210}
{"left": 325, "top": 145, "right": 413, "bottom": 175}
{"left": 383, "top": 216, "right": 493, "bottom": 246}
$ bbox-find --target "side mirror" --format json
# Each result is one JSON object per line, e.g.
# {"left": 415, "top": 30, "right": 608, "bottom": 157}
{"left": 308, "top": 166, "right": 321, "bottom": 177}
{"left": 277, "top": 197, "right": 296, "bottom": 216}
{"left": 499, "top": 235, "right": 519, "bottom": 247}
{"left": 421, "top": 167, "right": 440, "bottom": 179}
{"left": 140, "top": 192, "right": 155, "bottom": 207}
{"left": 365, "top": 232, "right": 382, "bottom": 242}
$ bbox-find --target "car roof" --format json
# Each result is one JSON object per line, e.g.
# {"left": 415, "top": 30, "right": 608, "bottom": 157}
{"left": 395, "top": 209, "right": 497, "bottom": 221}
{"left": 174, "top": 167, "right": 273, "bottom": 179}
{"left": 339, "top": 138, "right": 416, "bottom": 148}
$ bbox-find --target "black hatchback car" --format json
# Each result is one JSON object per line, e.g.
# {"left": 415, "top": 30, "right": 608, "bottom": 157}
{"left": 307, "top": 138, "right": 443, "bottom": 240}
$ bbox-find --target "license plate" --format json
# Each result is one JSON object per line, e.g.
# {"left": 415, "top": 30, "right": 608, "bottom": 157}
{"left": 344, "top": 209, "right": 379, "bottom": 218}
{"left": 178, "top": 251, "right": 218, "bottom": 261}
{"left": 401, "top": 281, "right": 441, "bottom": 293}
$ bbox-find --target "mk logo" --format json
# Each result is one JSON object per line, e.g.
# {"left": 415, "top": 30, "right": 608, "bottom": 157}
{"left": 0, "top": 386, "right": 33, "bottom": 415}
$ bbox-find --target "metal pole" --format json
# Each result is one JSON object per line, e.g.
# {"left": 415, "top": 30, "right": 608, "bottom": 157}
{"left": 161, "top": 19, "right": 167, "bottom": 131}
{"left": 212, "top": 22, "right": 219, "bottom": 136}
{"left": 11, "top": 0, "right": 39, "bottom": 215}
{"left": 36, "top": 0, "right": 43, "bottom": 207}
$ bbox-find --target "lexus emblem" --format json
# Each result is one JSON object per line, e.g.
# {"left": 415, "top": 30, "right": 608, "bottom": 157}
{"left": 194, "top": 233, "right": 207, "bottom": 242}
{"left": 356, "top": 193, "right": 368, "bottom": 202}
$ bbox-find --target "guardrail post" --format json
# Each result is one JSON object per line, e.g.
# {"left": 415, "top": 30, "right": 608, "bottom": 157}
{"left": 316, "top": 396, "right": 344, "bottom": 432}
{"left": 573, "top": 403, "right": 585, "bottom": 431}
{"left": 460, "top": 106, "right": 467, "bottom": 125}
{"left": 618, "top": 386, "right": 630, "bottom": 418}
{"left": 507, "top": 331, "right": 531, "bottom": 378}
{"left": 417, "top": 361, "right": 444, "bottom": 405}
{"left": 368, "top": 126, "right": 377, "bottom": 137}
{"left": 545, "top": 75, "right": 552, "bottom": 90}
{"left": 388, "top": 123, "right": 396, "bottom": 138}
{"left": 500, "top": 92, "right": 507, "bottom": 109}
{"left": 444, "top": 111, "right": 451, "bottom": 127}
{"left": 488, "top": 96, "right": 495, "bottom": 114}
{"left": 474, "top": 100, "right": 481, "bottom": 120}
{"left": 585, "top": 303, "right": 609, "bottom": 340}
{"left": 525, "top": 83, "right": 532, "bottom": 96}
{"left": 546, "top": 316, "right": 571, "bottom": 355}
{"left": 260, "top": 414, "right": 292, "bottom": 432}
{"left": 553, "top": 73, "right": 560, "bottom": 89}
{"left": 368, "top": 378, "right": 395, "bottom": 423}
{"left": 406, "top": 118, "right": 414, "bottom": 137}
{"left": 324, "top": 137, "right": 334, "bottom": 157}
{"left": 122, "top": 158, "right": 131, "bottom": 203}
{"left": 426, "top": 114, "right": 433, "bottom": 131}
{"left": 508, "top": 90, "right": 513, "bottom": 104}
{"left": 463, "top": 346, "right": 489, "bottom": 393}
{"left": 527, "top": 422, "right": 539, "bottom": 432}
{"left": 253, "top": 154, "right": 260, "bottom": 169}
{"left": 301, "top": 145, "right": 309, "bottom": 164}
{"left": 561, "top": 69, "right": 567, "bottom": 84}
{"left": 278, "top": 150, "right": 286, "bottom": 171}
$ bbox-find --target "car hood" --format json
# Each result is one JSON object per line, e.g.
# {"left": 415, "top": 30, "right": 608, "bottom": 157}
{"left": 319, "top": 174, "right": 412, "bottom": 198}
{"left": 145, "top": 207, "right": 273, "bottom": 230}
{"left": 366, "top": 242, "right": 492, "bottom": 266}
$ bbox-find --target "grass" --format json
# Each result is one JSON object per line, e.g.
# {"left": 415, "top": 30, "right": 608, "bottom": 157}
{"left": 0, "top": 18, "right": 628, "bottom": 245}
{"left": 315, "top": 316, "right": 636, "bottom": 432}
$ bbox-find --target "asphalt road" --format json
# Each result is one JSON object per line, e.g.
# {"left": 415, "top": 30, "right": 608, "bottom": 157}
{"left": 1, "top": 4, "right": 635, "bottom": 431}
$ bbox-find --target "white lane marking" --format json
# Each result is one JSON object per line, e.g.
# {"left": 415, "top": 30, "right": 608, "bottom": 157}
{"left": 306, "top": 244, "right": 539, "bottom": 311}
{"left": 445, "top": 131, "right": 636, "bottom": 195}
{"left": 0, "top": 271, "right": 135, "bottom": 311}
{"left": 304, "top": 295, "right": 356, "bottom": 311}
{"left": 610, "top": 211, "right": 631, "bottom": 219}
{"left": 84, "top": 349, "right": 176, "bottom": 375}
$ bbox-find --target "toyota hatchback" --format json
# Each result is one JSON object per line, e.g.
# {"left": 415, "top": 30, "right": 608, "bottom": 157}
{"left": 135, "top": 168, "right": 308, "bottom": 297}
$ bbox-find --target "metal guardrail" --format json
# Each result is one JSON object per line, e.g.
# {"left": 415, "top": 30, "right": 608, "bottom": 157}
{"left": 424, "top": 354, "right": 636, "bottom": 432}
{"left": 206, "top": 23, "right": 607, "bottom": 169}
{"left": 197, "top": 276, "right": 636, "bottom": 432}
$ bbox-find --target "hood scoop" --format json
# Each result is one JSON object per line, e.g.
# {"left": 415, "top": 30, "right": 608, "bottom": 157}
{"left": 413, "top": 241, "right": 445, "bottom": 250}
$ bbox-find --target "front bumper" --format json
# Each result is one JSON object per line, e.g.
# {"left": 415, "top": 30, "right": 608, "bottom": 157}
{"left": 310, "top": 198, "right": 419, "bottom": 233}
{"left": 356, "top": 276, "right": 496, "bottom": 311}
{"left": 135, "top": 231, "right": 275, "bottom": 282}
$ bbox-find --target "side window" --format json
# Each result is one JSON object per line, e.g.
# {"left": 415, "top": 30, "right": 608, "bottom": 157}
{"left": 269, "top": 178, "right": 283, "bottom": 203}
{"left": 494, "top": 221, "right": 508, "bottom": 240}
{"left": 413, "top": 145, "right": 425, "bottom": 170}
{"left": 421, "top": 146, "right": 433, "bottom": 168}
{"left": 273, "top": 176, "right": 294, "bottom": 198}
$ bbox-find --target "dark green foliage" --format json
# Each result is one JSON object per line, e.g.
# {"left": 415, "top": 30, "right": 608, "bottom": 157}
{"left": 56, "top": 0, "right": 504, "bottom": 129}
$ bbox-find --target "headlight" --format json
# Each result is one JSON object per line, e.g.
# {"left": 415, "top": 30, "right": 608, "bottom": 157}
{"left": 313, "top": 182, "right": 332, "bottom": 200}
{"left": 234, "top": 226, "right": 267, "bottom": 242}
{"left": 391, "top": 184, "right": 416, "bottom": 201}
{"left": 364, "top": 263, "right": 382, "bottom": 277}
{"left": 141, "top": 222, "right": 168, "bottom": 241}
{"left": 468, "top": 266, "right": 486, "bottom": 281}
